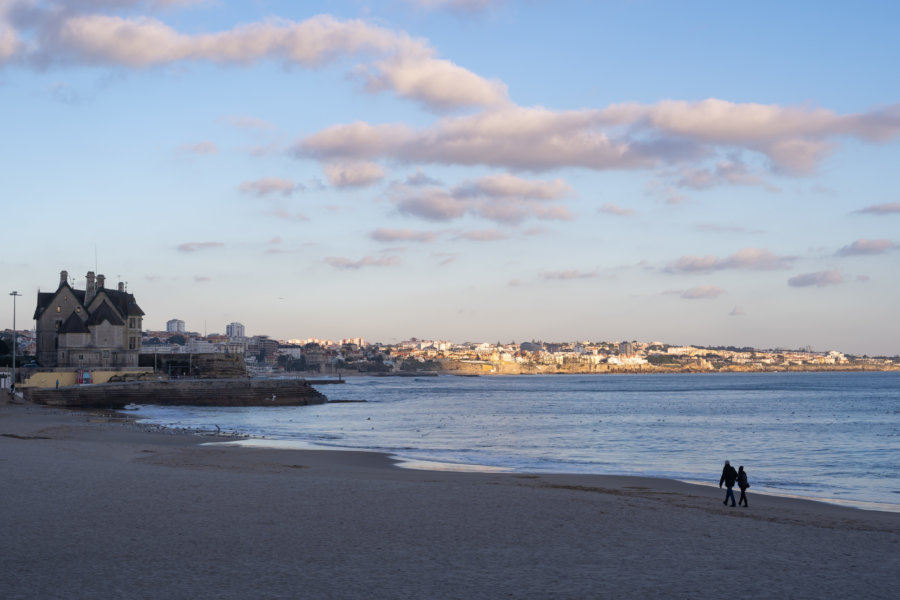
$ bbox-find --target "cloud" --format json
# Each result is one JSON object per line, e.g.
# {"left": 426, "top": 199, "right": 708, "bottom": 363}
{"left": 540, "top": 269, "right": 597, "bottom": 281}
{"left": 271, "top": 208, "right": 310, "bottom": 222}
{"left": 681, "top": 286, "right": 724, "bottom": 299}
{"left": 788, "top": 270, "right": 843, "bottom": 288}
{"left": 673, "top": 159, "right": 780, "bottom": 191}
{"left": 836, "top": 239, "right": 898, "bottom": 256}
{"left": 324, "top": 255, "right": 401, "bottom": 269}
{"left": 665, "top": 248, "right": 793, "bottom": 273}
{"left": 364, "top": 55, "right": 508, "bottom": 111}
{"left": 178, "top": 141, "right": 217, "bottom": 154}
{"left": 193, "top": 275, "right": 211, "bottom": 282}
{"left": 455, "top": 229, "right": 508, "bottom": 241}
{"left": 239, "top": 177, "right": 298, "bottom": 197}
{"left": 390, "top": 173, "right": 572, "bottom": 224}
{"left": 297, "top": 100, "right": 900, "bottom": 175}
{"left": 370, "top": 228, "right": 439, "bottom": 243}
{"left": 297, "top": 107, "right": 651, "bottom": 171}
{"left": 7, "top": 11, "right": 506, "bottom": 110}
{"left": 404, "top": 169, "right": 441, "bottom": 187}
{"left": 458, "top": 173, "right": 571, "bottom": 200}
{"left": 395, "top": 189, "right": 468, "bottom": 221}
{"left": 857, "top": 274, "right": 871, "bottom": 282}
{"left": 323, "top": 161, "right": 385, "bottom": 188}
{"left": 599, "top": 203, "right": 635, "bottom": 217}
{"left": 854, "top": 202, "right": 900, "bottom": 215}
{"left": 730, "top": 306, "right": 745, "bottom": 316}
{"left": 177, "top": 241, "right": 224, "bottom": 252}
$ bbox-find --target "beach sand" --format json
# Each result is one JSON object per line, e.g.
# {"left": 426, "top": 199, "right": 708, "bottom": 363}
{"left": 1, "top": 401, "right": 898, "bottom": 599}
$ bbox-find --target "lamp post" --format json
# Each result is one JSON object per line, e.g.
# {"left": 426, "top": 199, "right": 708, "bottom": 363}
{"left": 9, "top": 291, "right": 21, "bottom": 396}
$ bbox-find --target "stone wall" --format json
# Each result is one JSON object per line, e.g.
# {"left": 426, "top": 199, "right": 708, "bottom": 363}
{"left": 26, "top": 378, "right": 327, "bottom": 408}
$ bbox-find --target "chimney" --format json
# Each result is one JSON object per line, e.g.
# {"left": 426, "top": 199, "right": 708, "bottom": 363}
{"left": 97, "top": 274, "right": 106, "bottom": 289}
{"left": 59, "top": 270, "right": 68, "bottom": 288}
{"left": 85, "top": 271, "right": 96, "bottom": 304}
{"left": 118, "top": 282, "right": 125, "bottom": 292}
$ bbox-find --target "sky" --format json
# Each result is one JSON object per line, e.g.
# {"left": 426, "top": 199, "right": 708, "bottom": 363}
{"left": 1, "top": 0, "right": 899, "bottom": 355}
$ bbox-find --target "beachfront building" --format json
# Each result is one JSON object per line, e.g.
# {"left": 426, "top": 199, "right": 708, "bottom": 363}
{"left": 33, "top": 270, "right": 145, "bottom": 368}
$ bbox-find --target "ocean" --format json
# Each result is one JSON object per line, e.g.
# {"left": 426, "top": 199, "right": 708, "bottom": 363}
{"left": 130, "top": 372, "right": 900, "bottom": 511}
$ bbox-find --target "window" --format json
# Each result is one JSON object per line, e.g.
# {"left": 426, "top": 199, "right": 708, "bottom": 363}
{"left": 56, "top": 306, "right": 61, "bottom": 312}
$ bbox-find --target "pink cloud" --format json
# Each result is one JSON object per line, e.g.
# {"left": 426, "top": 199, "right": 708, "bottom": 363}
{"left": 325, "top": 255, "right": 401, "bottom": 270}
{"left": 540, "top": 269, "right": 597, "bottom": 281}
{"left": 681, "top": 286, "right": 724, "bottom": 299}
{"left": 455, "top": 229, "right": 508, "bottom": 241}
{"left": 599, "top": 203, "right": 635, "bottom": 217}
{"left": 370, "top": 228, "right": 439, "bottom": 243}
{"left": 854, "top": 202, "right": 900, "bottom": 215}
{"left": 665, "top": 248, "right": 793, "bottom": 273}
{"left": 788, "top": 270, "right": 843, "bottom": 288}
{"left": 18, "top": 13, "right": 506, "bottom": 110}
{"left": 390, "top": 173, "right": 573, "bottom": 224}
{"left": 323, "top": 161, "right": 385, "bottom": 188}
{"left": 271, "top": 209, "right": 310, "bottom": 222}
{"left": 177, "top": 241, "right": 224, "bottom": 252}
{"left": 298, "top": 100, "right": 900, "bottom": 176}
{"left": 239, "top": 178, "right": 298, "bottom": 197}
{"left": 836, "top": 239, "right": 897, "bottom": 256}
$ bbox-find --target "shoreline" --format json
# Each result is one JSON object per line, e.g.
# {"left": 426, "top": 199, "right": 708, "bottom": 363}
{"left": 2, "top": 401, "right": 898, "bottom": 599}
{"left": 223, "top": 436, "right": 900, "bottom": 514}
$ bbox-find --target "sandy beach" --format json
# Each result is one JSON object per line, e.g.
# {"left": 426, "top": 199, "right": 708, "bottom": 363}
{"left": 1, "top": 401, "right": 897, "bottom": 600}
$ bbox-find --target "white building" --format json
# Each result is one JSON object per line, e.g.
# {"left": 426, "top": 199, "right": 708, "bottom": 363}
{"left": 226, "top": 322, "right": 245, "bottom": 339}
{"left": 166, "top": 319, "right": 185, "bottom": 334}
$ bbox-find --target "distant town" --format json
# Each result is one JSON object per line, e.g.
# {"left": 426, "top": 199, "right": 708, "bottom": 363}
{"left": 2, "top": 270, "right": 898, "bottom": 389}
{"left": 4, "top": 316, "right": 897, "bottom": 379}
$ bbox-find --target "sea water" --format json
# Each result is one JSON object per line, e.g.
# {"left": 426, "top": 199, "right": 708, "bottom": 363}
{"left": 130, "top": 372, "right": 900, "bottom": 511}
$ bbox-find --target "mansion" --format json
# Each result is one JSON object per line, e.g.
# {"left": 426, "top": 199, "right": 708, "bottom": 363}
{"left": 34, "top": 270, "right": 145, "bottom": 368}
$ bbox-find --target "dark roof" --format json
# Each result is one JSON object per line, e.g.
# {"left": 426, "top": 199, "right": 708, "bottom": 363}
{"left": 33, "top": 284, "right": 86, "bottom": 320}
{"left": 96, "top": 288, "right": 145, "bottom": 317}
{"left": 34, "top": 281, "right": 144, "bottom": 320}
{"left": 85, "top": 300, "right": 125, "bottom": 327}
{"left": 58, "top": 312, "right": 89, "bottom": 334}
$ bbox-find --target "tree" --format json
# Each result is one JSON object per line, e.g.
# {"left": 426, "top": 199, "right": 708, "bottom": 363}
{"left": 168, "top": 334, "right": 186, "bottom": 346}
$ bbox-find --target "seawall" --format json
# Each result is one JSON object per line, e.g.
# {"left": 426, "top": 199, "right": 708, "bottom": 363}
{"left": 26, "top": 379, "right": 327, "bottom": 409}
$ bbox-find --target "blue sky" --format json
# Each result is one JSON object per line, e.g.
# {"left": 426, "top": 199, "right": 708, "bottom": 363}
{"left": 2, "top": 0, "right": 899, "bottom": 354}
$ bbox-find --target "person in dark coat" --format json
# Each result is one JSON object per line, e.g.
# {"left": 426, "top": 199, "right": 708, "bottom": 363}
{"left": 719, "top": 460, "right": 738, "bottom": 506}
{"left": 736, "top": 465, "right": 749, "bottom": 507}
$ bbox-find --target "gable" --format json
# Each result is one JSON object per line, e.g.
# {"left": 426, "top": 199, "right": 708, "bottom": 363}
{"left": 85, "top": 300, "right": 125, "bottom": 327}
{"left": 34, "top": 284, "right": 86, "bottom": 323}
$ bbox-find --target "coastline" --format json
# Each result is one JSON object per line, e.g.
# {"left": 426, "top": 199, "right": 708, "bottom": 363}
{"left": 2, "top": 401, "right": 898, "bottom": 599}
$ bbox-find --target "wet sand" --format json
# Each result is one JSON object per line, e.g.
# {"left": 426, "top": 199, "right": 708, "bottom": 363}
{"left": 1, "top": 401, "right": 897, "bottom": 599}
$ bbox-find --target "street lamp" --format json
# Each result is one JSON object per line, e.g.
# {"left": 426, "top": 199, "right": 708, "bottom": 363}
{"left": 9, "top": 291, "right": 21, "bottom": 396}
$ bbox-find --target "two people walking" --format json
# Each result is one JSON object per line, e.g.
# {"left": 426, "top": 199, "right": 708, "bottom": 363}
{"left": 719, "top": 460, "right": 749, "bottom": 507}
